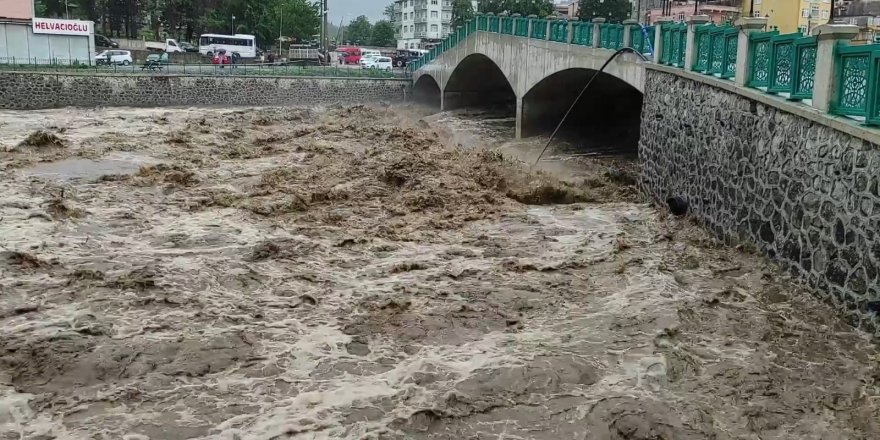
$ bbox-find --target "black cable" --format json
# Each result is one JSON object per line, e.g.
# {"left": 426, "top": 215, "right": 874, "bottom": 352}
{"left": 533, "top": 47, "right": 649, "bottom": 166}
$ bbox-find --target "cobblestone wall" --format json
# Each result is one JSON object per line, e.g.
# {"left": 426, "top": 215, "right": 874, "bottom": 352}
{"left": 0, "top": 73, "right": 410, "bottom": 109}
{"left": 640, "top": 69, "right": 880, "bottom": 335}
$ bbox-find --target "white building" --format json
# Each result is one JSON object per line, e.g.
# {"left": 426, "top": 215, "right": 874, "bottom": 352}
{"left": 394, "top": 0, "right": 479, "bottom": 49}
{"left": 1, "top": 0, "right": 96, "bottom": 65}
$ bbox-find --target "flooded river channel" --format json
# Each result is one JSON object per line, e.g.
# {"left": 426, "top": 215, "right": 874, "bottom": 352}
{"left": 0, "top": 105, "right": 877, "bottom": 439}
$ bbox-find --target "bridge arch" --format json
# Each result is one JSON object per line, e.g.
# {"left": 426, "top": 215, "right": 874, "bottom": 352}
{"left": 412, "top": 74, "right": 441, "bottom": 110}
{"left": 443, "top": 53, "right": 516, "bottom": 113}
{"left": 521, "top": 68, "right": 643, "bottom": 155}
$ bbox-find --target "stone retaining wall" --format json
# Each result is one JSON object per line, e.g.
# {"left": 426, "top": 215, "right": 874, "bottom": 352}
{"left": 639, "top": 69, "right": 880, "bottom": 335}
{"left": 0, "top": 72, "right": 410, "bottom": 109}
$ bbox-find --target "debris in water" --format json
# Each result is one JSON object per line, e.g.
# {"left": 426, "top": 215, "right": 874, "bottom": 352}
{"left": 18, "top": 130, "right": 64, "bottom": 148}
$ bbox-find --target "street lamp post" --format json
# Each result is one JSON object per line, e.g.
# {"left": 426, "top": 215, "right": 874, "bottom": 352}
{"left": 232, "top": 15, "right": 236, "bottom": 34}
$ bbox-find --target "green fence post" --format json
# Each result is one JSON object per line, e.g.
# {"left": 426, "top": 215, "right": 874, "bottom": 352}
{"left": 806, "top": 25, "right": 859, "bottom": 115}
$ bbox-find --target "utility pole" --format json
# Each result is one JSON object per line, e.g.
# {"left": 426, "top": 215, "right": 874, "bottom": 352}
{"left": 323, "top": 0, "right": 329, "bottom": 50}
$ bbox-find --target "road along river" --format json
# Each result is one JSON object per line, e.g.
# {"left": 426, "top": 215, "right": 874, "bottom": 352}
{"left": 0, "top": 105, "right": 877, "bottom": 439}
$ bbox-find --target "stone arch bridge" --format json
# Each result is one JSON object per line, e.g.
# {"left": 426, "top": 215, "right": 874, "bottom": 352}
{"left": 411, "top": 26, "right": 647, "bottom": 152}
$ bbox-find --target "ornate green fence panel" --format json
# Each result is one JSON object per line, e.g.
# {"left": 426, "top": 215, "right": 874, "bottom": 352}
{"left": 514, "top": 17, "right": 528, "bottom": 36}
{"left": 707, "top": 26, "right": 728, "bottom": 75}
{"left": 721, "top": 28, "right": 737, "bottom": 78}
{"left": 789, "top": 36, "right": 817, "bottom": 100}
{"left": 668, "top": 23, "right": 686, "bottom": 67}
{"left": 660, "top": 23, "right": 672, "bottom": 64}
{"left": 501, "top": 16, "right": 514, "bottom": 34}
{"left": 599, "top": 23, "right": 611, "bottom": 48}
{"left": 692, "top": 23, "right": 715, "bottom": 72}
{"left": 747, "top": 29, "right": 779, "bottom": 88}
{"left": 832, "top": 43, "right": 880, "bottom": 118}
{"left": 614, "top": 24, "right": 625, "bottom": 49}
{"left": 531, "top": 19, "right": 548, "bottom": 40}
{"left": 550, "top": 20, "right": 568, "bottom": 42}
{"left": 488, "top": 15, "right": 500, "bottom": 32}
{"left": 630, "top": 25, "right": 654, "bottom": 54}
{"left": 477, "top": 15, "right": 488, "bottom": 31}
{"left": 573, "top": 22, "right": 593, "bottom": 46}
{"left": 766, "top": 32, "right": 802, "bottom": 94}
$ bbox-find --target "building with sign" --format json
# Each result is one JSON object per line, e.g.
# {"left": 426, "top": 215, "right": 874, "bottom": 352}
{"left": 0, "top": 0, "right": 96, "bottom": 65}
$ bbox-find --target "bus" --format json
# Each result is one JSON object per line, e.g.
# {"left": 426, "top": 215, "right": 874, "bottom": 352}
{"left": 198, "top": 34, "right": 257, "bottom": 58}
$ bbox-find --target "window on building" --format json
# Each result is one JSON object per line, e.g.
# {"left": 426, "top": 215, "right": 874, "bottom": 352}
{"left": 801, "top": 8, "right": 809, "bottom": 17}
{"left": 431, "top": 11, "right": 438, "bottom": 18}
{"left": 799, "top": 26, "right": 807, "bottom": 34}
{"left": 431, "top": 0, "right": 438, "bottom": 4}
{"left": 811, "top": 4, "right": 820, "bottom": 17}
{"left": 678, "top": 12, "right": 685, "bottom": 21}
{"left": 754, "top": 0, "right": 761, "bottom": 3}
{"left": 431, "top": 24, "right": 438, "bottom": 32}
{"left": 821, "top": 10, "right": 829, "bottom": 19}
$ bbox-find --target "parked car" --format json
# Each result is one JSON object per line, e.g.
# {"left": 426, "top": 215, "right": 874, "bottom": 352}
{"left": 95, "top": 50, "right": 133, "bottom": 66}
{"left": 361, "top": 56, "right": 393, "bottom": 71}
{"left": 95, "top": 34, "right": 118, "bottom": 48}
{"left": 358, "top": 53, "right": 380, "bottom": 68}
{"left": 178, "top": 41, "right": 198, "bottom": 52}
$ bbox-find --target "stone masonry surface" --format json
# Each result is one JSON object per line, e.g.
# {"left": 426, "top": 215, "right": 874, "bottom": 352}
{"left": 0, "top": 73, "right": 411, "bottom": 109}
{"left": 640, "top": 69, "right": 880, "bottom": 335}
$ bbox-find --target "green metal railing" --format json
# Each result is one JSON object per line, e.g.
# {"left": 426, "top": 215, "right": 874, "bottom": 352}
{"left": 767, "top": 32, "right": 802, "bottom": 94}
{"left": 514, "top": 17, "right": 529, "bottom": 37}
{"left": 411, "top": 13, "right": 880, "bottom": 128}
{"left": 790, "top": 36, "right": 818, "bottom": 100}
{"left": 831, "top": 42, "right": 880, "bottom": 122}
{"left": 488, "top": 14, "right": 500, "bottom": 33}
{"left": 747, "top": 29, "right": 778, "bottom": 88}
{"left": 531, "top": 19, "right": 548, "bottom": 40}
{"left": 501, "top": 16, "right": 515, "bottom": 34}
{"left": 572, "top": 21, "right": 593, "bottom": 47}
{"left": 660, "top": 22, "right": 687, "bottom": 67}
{"left": 550, "top": 19, "right": 569, "bottom": 43}
{"left": 599, "top": 23, "right": 624, "bottom": 50}
{"left": 693, "top": 23, "right": 736, "bottom": 79}
{"left": 631, "top": 25, "right": 655, "bottom": 55}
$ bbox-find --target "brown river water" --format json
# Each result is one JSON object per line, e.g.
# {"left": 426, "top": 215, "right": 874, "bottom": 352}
{"left": 0, "top": 105, "right": 878, "bottom": 440}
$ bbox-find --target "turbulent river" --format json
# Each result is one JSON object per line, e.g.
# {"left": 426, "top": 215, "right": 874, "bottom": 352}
{"left": 0, "top": 105, "right": 877, "bottom": 440}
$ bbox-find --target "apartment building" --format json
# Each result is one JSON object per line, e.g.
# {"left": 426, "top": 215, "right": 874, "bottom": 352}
{"left": 743, "top": 0, "right": 832, "bottom": 33}
{"left": 395, "top": 0, "right": 479, "bottom": 49}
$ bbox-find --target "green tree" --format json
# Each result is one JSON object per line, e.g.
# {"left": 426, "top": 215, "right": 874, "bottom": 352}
{"left": 384, "top": 3, "right": 396, "bottom": 21}
{"left": 478, "top": 0, "right": 554, "bottom": 17}
{"left": 346, "top": 15, "right": 372, "bottom": 45}
{"left": 370, "top": 20, "right": 396, "bottom": 46}
{"left": 451, "top": 0, "right": 475, "bottom": 28}
{"left": 577, "top": 0, "right": 631, "bottom": 22}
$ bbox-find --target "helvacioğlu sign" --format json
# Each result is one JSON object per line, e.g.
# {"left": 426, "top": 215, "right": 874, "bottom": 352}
{"left": 32, "top": 18, "right": 93, "bottom": 36}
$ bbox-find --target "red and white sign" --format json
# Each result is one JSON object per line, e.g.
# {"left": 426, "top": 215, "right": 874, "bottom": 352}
{"left": 32, "top": 18, "right": 92, "bottom": 36}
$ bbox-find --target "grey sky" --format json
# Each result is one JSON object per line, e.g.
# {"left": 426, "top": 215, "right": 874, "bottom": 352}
{"left": 328, "top": 0, "right": 388, "bottom": 26}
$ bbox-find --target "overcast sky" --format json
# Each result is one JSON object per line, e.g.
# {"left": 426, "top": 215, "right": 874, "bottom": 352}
{"left": 328, "top": 0, "right": 388, "bottom": 26}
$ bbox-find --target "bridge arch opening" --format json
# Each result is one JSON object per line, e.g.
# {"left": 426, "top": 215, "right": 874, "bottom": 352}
{"left": 413, "top": 75, "right": 441, "bottom": 110}
{"left": 522, "top": 68, "right": 643, "bottom": 156}
{"left": 444, "top": 53, "right": 516, "bottom": 115}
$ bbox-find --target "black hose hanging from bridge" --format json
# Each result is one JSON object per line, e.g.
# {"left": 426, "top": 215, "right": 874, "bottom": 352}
{"left": 533, "top": 47, "right": 650, "bottom": 167}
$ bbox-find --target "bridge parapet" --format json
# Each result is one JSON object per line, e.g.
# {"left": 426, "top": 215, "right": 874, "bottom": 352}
{"left": 416, "top": 14, "right": 879, "bottom": 126}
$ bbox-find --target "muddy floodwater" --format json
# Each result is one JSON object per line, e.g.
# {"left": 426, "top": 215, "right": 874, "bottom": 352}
{"left": 0, "top": 105, "right": 878, "bottom": 440}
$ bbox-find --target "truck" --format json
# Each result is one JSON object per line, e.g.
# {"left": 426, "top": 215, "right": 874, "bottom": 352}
{"left": 288, "top": 44, "right": 328, "bottom": 66}
{"left": 145, "top": 39, "right": 185, "bottom": 53}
